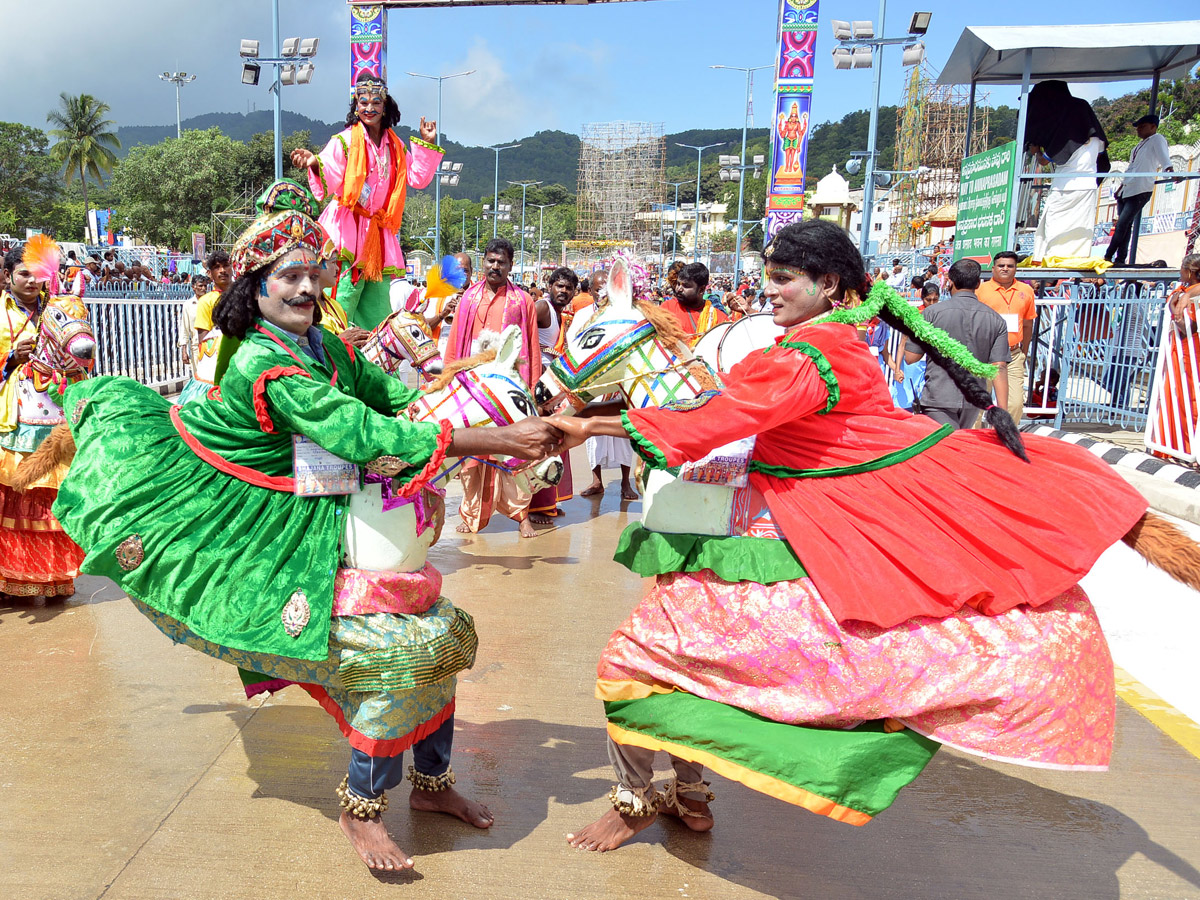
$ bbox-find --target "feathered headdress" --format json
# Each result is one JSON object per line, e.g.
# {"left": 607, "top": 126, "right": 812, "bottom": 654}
{"left": 22, "top": 234, "right": 62, "bottom": 297}
{"left": 424, "top": 255, "right": 469, "bottom": 301}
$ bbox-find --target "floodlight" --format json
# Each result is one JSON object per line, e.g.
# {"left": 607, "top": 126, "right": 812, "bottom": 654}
{"left": 296, "top": 63, "right": 315, "bottom": 85}
{"left": 241, "top": 62, "right": 261, "bottom": 85}
{"left": 851, "top": 21, "right": 874, "bottom": 39}
{"left": 162, "top": 71, "right": 171, "bottom": 79}
{"left": 240, "top": 39, "right": 259, "bottom": 58}
{"left": 753, "top": 154, "right": 765, "bottom": 165}
{"left": 851, "top": 47, "right": 873, "bottom": 68}
{"left": 280, "top": 64, "right": 296, "bottom": 86}
{"left": 282, "top": 37, "right": 300, "bottom": 57}
{"left": 832, "top": 48, "right": 853, "bottom": 70}
{"left": 299, "top": 38, "right": 319, "bottom": 57}
{"left": 452, "top": 162, "right": 463, "bottom": 172}
{"left": 874, "top": 172, "right": 892, "bottom": 188}
{"left": 730, "top": 170, "right": 741, "bottom": 182}
{"left": 901, "top": 42, "right": 925, "bottom": 67}
{"left": 831, "top": 19, "right": 852, "bottom": 40}
{"left": 719, "top": 170, "right": 731, "bottom": 182}
{"left": 909, "top": 12, "right": 932, "bottom": 35}
{"left": 845, "top": 158, "right": 862, "bottom": 175}
{"left": 483, "top": 204, "right": 492, "bottom": 211}
{"left": 719, "top": 155, "right": 737, "bottom": 166}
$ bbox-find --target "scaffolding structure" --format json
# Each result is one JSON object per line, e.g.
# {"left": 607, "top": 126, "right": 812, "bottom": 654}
{"left": 891, "top": 64, "right": 990, "bottom": 250}
{"left": 576, "top": 122, "right": 666, "bottom": 256}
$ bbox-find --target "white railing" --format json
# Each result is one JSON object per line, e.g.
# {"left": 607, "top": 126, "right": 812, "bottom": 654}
{"left": 86, "top": 297, "right": 188, "bottom": 389}
{"left": 1145, "top": 291, "right": 1200, "bottom": 463}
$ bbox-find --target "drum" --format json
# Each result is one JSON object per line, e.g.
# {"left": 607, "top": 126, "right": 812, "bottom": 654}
{"left": 715, "top": 313, "right": 785, "bottom": 370}
{"left": 343, "top": 481, "right": 433, "bottom": 573}
{"left": 691, "top": 322, "right": 732, "bottom": 372}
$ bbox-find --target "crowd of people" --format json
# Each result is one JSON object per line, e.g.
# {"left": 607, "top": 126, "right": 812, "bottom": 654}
{"left": 5, "top": 68, "right": 1200, "bottom": 882}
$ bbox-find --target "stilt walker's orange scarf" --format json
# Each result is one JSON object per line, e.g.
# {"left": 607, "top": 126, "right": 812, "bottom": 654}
{"left": 341, "top": 123, "right": 407, "bottom": 281}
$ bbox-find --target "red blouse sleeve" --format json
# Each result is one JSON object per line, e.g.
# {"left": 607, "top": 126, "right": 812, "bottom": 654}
{"left": 624, "top": 346, "right": 830, "bottom": 468}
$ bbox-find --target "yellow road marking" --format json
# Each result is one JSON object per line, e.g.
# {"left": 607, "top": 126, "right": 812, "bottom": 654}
{"left": 1115, "top": 666, "right": 1200, "bottom": 761}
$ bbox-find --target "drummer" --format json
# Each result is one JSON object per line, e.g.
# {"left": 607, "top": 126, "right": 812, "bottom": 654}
{"left": 660, "top": 262, "right": 730, "bottom": 343}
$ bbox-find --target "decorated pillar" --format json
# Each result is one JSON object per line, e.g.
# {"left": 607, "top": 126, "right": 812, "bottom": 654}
{"left": 349, "top": 4, "right": 387, "bottom": 87}
{"left": 766, "top": 0, "right": 819, "bottom": 238}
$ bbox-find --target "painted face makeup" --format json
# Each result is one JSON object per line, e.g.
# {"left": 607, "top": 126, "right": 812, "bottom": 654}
{"left": 763, "top": 264, "right": 835, "bottom": 328}
{"left": 259, "top": 250, "right": 322, "bottom": 335}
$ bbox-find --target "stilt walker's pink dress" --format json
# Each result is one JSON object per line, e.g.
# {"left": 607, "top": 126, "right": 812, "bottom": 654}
{"left": 602, "top": 321, "right": 1147, "bottom": 823}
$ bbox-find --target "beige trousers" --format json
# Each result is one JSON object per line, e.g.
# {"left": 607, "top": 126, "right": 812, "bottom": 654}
{"left": 1007, "top": 349, "right": 1027, "bottom": 423}
{"left": 457, "top": 462, "right": 531, "bottom": 532}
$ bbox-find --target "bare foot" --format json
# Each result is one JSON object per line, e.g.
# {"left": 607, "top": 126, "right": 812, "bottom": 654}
{"left": 567, "top": 808, "right": 657, "bottom": 852}
{"left": 518, "top": 518, "right": 539, "bottom": 539}
{"left": 659, "top": 795, "right": 714, "bottom": 832}
{"left": 619, "top": 482, "right": 639, "bottom": 501}
{"left": 580, "top": 482, "right": 604, "bottom": 498}
{"left": 529, "top": 512, "right": 555, "bottom": 525}
{"left": 339, "top": 811, "right": 414, "bottom": 871}
{"left": 455, "top": 522, "right": 473, "bottom": 534}
{"left": 409, "top": 786, "right": 494, "bottom": 828}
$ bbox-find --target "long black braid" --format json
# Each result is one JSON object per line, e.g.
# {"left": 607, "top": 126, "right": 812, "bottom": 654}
{"left": 765, "top": 220, "right": 1029, "bottom": 461}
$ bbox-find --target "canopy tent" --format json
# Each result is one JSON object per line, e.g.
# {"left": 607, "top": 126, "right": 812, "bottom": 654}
{"left": 937, "top": 22, "right": 1200, "bottom": 86}
{"left": 935, "top": 21, "right": 1200, "bottom": 262}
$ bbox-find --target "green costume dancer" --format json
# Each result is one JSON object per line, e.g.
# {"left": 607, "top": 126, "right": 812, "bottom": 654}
{"left": 47, "top": 181, "right": 561, "bottom": 872}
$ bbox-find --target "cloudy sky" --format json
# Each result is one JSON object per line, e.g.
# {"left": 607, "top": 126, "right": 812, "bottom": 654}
{"left": 2, "top": 0, "right": 1196, "bottom": 146}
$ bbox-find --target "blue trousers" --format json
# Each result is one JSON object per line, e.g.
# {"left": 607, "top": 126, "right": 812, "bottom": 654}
{"left": 347, "top": 714, "right": 454, "bottom": 799}
{"left": 1106, "top": 191, "right": 1151, "bottom": 266}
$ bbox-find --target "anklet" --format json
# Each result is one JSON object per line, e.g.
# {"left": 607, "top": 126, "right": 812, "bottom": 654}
{"left": 607, "top": 784, "right": 661, "bottom": 817}
{"left": 408, "top": 765, "right": 455, "bottom": 792}
{"left": 336, "top": 775, "right": 388, "bottom": 820}
{"left": 661, "top": 778, "right": 714, "bottom": 818}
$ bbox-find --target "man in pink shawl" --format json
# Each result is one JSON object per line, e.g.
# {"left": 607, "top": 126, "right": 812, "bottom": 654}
{"left": 291, "top": 72, "right": 443, "bottom": 330}
{"left": 445, "top": 237, "right": 543, "bottom": 538}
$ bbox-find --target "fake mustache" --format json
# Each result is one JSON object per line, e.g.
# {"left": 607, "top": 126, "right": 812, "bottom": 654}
{"left": 281, "top": 293, "right": 319, "bottom": 307}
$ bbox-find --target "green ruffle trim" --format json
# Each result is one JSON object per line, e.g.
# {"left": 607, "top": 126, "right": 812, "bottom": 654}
{"left": 622, "top": 410, "right": 670, "bottom": 469}
{"left": 410, "top": 136, "right": 444, "bottom": 154}
{"left": 613, "top": 523, "right": 807, "bottom": 584}
{"left": 748, "top": 424, "right": 953, "bottom": 479}
{"left": 774, "top": 340, "right": 839, "bottom": 413}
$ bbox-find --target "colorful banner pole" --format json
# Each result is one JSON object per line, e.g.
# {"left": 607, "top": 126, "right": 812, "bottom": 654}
{"left": 766, "top": 0, "right": 820, "bottom": 239}
{"left": 349, "top": 4, "right": 387, "bottom": 87}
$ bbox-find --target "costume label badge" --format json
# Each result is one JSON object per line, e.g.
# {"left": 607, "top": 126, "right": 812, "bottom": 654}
{"left": 678, "top": 437, "right": 754, "bottom": 488}
{"left": 293, "top": 434, "right": 361, "bottom": 496}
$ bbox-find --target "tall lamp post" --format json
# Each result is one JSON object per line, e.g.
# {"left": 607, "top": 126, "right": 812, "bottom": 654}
{"left": 159, "top": 72, "right": 197, "bottom": 139}
{"left": 238, "top": 3, "right": 319, "bottom": 180}
{"left": 407, "top": 70, "right": 474, "bottom": 258}
{"left": 489, "top": 143, "right": 521, "bottom": 237}
{"left": 830, "top": 7, "right": 930, "bottom": 256}
{"left": 711, "top": 64, "right": 772, "bottom": 285}
{"left": 508, "top": 180, "right": 542, "bottom": 283}
{"left": 661, "top": 180, "right": 687, "bottom": 280}
{"left": 531, "top": 203, "right": 555, "bottom": 280}
{"left": 676, "top": 141, "right": 725, "bottom": 261}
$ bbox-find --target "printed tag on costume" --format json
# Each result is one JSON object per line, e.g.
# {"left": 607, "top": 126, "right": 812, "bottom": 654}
{"left": 293, "top": 434, "right": 361, "bottom": 496}
{"left": 357, "top": 181, "right": 372, "bottom": 206}
{"left": 1001, "top": 313, "right": 1019, "bottom": 333}
{"left": 679, "top": 437, "right": 754, "bottom": 488}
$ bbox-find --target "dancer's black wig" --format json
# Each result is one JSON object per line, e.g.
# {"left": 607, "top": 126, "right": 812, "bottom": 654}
{"left": 765, "top": 219, "right": 1028, "bottom": 461}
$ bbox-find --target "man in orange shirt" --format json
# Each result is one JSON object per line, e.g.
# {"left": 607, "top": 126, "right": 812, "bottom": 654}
{"left": 660, "top": 262, "right": 729, "bottom": 342}
{"left": 977, "top": 250, "right": 1036, "bottom": 422}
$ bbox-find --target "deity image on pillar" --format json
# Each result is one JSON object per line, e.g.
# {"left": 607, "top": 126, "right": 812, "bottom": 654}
{"left": 775, "top": 102, "right": 809, "bottom": 184}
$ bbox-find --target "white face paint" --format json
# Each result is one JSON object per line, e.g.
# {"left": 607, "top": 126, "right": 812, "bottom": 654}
{"left": 260, "top": 249, "right": 322, "bottom": 335}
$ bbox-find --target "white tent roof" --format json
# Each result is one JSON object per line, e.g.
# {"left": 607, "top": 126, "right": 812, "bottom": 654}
{"left": 937, "top": 22, "right": 1200, "bottom": 85}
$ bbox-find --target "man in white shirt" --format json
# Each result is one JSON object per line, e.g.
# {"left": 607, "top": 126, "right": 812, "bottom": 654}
{"left": 1106, "top": 113, "right": 1174, "bottom": 267}
{"left": 886, "top": 258, "right": 907, "bottom": 290}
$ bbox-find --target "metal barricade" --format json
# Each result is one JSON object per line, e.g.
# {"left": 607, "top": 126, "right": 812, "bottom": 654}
{"left": 1025, "top": 282, "right": 1167, "bottom": 430}
{"left": 85, "top": 297, "right": 188, "bottom": 388}
{"left": 1145, "top": 290, "right": 1200, "bottom": 463}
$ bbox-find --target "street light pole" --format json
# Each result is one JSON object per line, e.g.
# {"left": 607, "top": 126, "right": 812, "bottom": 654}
{"left": 676, "top": 141, "right": 725, "bottom": 262}
{"left": 508, "top": 180, "right": 542, "bottom": 283}
{"left": 531, "top": 203, "right": 554, "bottom": 280}
{"left": 271, "top": 0, "right": 282, "bottom": 180}
{"left": 490, "top": 143, "right": 521, "bottom": 238}
{"left": 712, "top": 64, "right": 772, "bottom": 287}
{"left": 407, "top": 70, "right": 474, "bottom": 259}
{"left": 159, "top": 73, "right": 197, "bottom": 139}
{"left": 662, "top": 180, "right": 687, "bottom": 281}
{"left": 860, "top": 0, "right": 888, "bottom": 258}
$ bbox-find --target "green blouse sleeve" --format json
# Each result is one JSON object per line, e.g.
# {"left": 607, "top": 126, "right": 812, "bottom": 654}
{"left": 264, "top": 372, "right": 441, "bottom": 470}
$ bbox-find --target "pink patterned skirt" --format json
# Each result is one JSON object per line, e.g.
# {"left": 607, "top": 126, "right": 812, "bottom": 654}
{"left": 597, "top": 570, "right": 1115, "bottom": 770}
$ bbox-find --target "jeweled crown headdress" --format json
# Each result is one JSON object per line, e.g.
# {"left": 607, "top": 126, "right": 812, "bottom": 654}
{"left": 231, "top": 179, "right": 328, "bottom": 277}
{"left": 352, "top": 75, "right": 388, "bottom": 103}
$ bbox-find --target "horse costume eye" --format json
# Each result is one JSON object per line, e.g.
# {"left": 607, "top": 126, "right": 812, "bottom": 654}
{"left": 534, "top": 382, "right": 552, "bottom": 406}
{"left": 579, "top": 328, "right": 605, "bottom": 350}
{"left": 508, "top": 391, "right": 533, "bottom": 417}
{"left": 407, "top": 326, "right": 424, "bottom": 341}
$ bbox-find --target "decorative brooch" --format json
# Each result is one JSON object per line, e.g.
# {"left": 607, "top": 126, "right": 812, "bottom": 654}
{"left": 115, "top": 535, "right": 144, "bottom": 571}
{"left": 281, "top": 590, "right": 311, "bottom": 638}
{"left": 365, "top": 455, "right": 407, "bottom": 477}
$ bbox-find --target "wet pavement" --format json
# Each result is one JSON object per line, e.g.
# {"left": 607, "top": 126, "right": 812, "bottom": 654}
{"left": 3, "top": 449, "right": 1200, "bottom": 899}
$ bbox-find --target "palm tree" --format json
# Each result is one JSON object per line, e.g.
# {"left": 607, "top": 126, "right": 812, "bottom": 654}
{"left": 46, "top": 93, "right": 121, "bottom": 242}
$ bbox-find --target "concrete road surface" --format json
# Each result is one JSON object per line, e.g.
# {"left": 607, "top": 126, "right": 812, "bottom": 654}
{"left": 3, "top": 453, "right": 1200, "bottom": 899}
